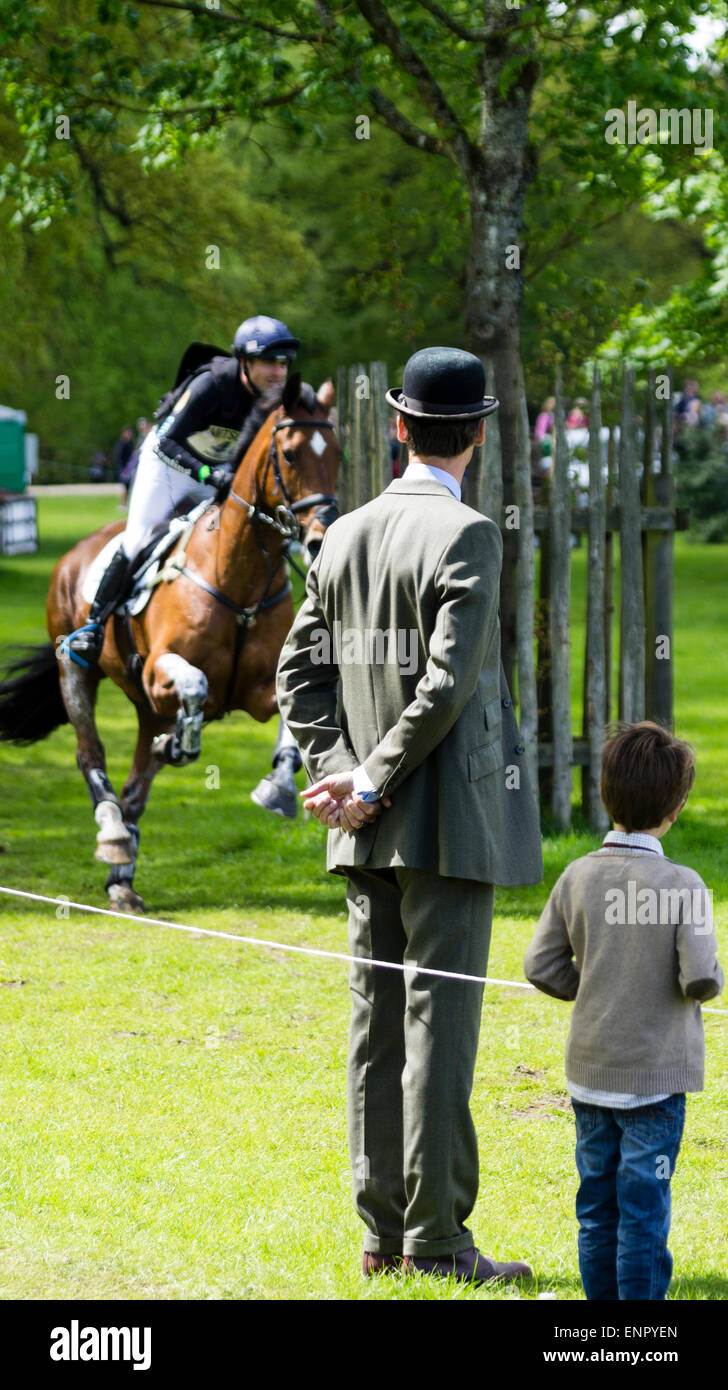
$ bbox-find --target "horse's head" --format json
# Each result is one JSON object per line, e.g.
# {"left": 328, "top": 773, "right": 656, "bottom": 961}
{"left": 274, "top": 373, "right": 341, "bottom": 561}
{"left": 229, "top": 373, "right": 340, "bottom": 564}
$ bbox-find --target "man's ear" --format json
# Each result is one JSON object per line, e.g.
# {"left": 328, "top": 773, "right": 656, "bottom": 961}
{"left": 475, "top": 418, "right": 486, "bottom": 446}
{"left": 396, "top": 415, "right": 408, "bottom": 442}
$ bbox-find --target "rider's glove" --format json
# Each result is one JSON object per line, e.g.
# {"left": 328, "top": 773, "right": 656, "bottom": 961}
{"left": 198, "top": 464, "right": 235, "bottom": 493}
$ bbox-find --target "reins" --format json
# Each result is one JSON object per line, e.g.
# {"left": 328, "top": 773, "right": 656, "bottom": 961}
{"left": 183, "top": 407, "right": 338, "bottom": 716}
{"left": 228, "top": 412, "right": 338, "bottom": 535}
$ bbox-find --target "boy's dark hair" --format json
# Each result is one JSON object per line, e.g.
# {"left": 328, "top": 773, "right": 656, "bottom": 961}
{"left": 404, "top": 416, "right": 481, "bottom": 460}
{"left": 600, "top": 721, "right": 696, "bottom": 832}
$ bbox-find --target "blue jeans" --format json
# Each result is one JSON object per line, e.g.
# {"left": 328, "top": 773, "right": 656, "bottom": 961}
{"left": 572, "top": 1094, "right": 686, "bottom": 1301}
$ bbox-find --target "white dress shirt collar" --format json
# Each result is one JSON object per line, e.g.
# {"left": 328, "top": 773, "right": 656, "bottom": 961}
{"left": 402, "top": 462, "right": 461, "bottom": 501}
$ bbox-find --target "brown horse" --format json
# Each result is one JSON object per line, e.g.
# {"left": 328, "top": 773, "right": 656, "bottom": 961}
{"left": 0, "top": 374, "right": 340, "bottom": 911}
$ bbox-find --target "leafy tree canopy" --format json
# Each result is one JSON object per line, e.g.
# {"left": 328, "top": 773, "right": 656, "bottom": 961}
{"left": 1, "top": 1, "right": 726, "bottom": 466}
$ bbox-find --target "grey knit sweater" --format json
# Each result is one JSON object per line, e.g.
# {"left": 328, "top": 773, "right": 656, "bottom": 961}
{"left": 523, "top": 849, "right": 724, "bottom": 1094}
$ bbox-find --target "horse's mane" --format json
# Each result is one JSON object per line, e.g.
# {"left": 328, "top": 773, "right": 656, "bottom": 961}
{"left": 230, "top": 379, "right": 322, "bottom": 468}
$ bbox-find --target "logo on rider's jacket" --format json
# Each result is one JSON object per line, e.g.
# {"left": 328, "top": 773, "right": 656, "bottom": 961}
{"left": 186, "top": 427, "right": 240, "bottom": 463}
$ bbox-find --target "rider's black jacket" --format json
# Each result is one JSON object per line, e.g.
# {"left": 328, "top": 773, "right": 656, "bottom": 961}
{"left": 154, "top": 357, "right": 257, "bottom": 480}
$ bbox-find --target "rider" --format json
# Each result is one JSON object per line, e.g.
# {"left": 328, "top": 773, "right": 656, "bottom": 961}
{"left": 64, "top": 315, "right": 300, "bottom": 665}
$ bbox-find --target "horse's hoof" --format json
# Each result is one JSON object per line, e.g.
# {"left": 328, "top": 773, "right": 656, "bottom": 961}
{"left": 250, "top": 774, "right": 298, "bottom": 819}
{"left": 108, "top": 883, "right": 146, "bottom": 914}
{"left": 94, "top": 836, "right": 135, "bottom": 865}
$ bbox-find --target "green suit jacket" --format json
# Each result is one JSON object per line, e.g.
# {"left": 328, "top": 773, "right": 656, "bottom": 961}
{"left": 276, "top": 476, "right": 543, "bottom": 887}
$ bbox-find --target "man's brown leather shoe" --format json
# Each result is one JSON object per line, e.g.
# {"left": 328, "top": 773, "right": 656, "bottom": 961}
{"left": 403, "top": 1246, "right": 531, "bottom": 1285}
{"left": 362, "top": 1252, "right": 402, "bottom": 1276}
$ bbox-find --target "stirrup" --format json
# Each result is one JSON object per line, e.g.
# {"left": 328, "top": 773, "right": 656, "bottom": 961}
{"left": 59, "top": 622, "right": 104, "bottom": 669}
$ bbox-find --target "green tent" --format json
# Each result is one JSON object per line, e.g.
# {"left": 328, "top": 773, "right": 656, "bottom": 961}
{"left": 0, "top": 405, "right": 38, "bottom": 554}
{"left": 0, "top": 406, "right": 26, "bottom": 493}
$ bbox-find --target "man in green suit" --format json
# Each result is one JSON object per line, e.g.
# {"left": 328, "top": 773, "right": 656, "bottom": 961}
{"left": 276, "top": 347, "right": 542, "bottom": 1283}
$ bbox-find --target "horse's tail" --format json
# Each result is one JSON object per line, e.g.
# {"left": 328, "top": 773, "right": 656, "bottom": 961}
{"left": 0, "top": 643, "right": 69, "bottom": 745}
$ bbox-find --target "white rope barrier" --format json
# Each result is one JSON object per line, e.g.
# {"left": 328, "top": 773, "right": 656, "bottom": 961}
{"left": 0, "top": 883, "right": 726, "bottom": 1014}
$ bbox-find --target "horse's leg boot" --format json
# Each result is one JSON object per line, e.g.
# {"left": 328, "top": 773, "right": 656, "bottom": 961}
{"left": 106, "top": 826, "right": 145, "bottom": 912}
{"left": 86, "top": 767, "right": 135, "bottom": 863}
{"left": 251, "top": 747, "right": 300, "bottom": 818}
{"left": 94, "top": 800, "right": 135, "bottom": 863}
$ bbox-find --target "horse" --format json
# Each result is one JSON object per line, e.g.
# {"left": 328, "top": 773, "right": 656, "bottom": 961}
{"left": 0, "top": 373, "right": 340, "bottom": 912}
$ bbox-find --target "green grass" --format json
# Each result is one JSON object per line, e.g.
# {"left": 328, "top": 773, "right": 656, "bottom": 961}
{"left": 0, "top": 498, "right": 725, "bottom": 1301}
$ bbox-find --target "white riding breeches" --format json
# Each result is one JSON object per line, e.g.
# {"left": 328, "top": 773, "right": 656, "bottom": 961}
{"left": 122, "top": 429, "right": 216, "bottom": 558}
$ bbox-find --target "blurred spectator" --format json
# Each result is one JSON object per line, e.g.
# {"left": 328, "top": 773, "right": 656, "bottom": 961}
{"left": 673, "top": 379, "right": 700, "bottom": 430}
{"left": 534, "top": 396, "right": 555, "bottom": 443}
{"left": 89, "top": 450, "right": 109, "bottom": 484}
{"left": 699, "top": 391, "right": 727, "bottom": 433}
{"left": 532, "top": 395, "right": 555, "bottom": 499}
{"left": 113, "top": 426, "right": 135, "bottom": 483}
{"left": 565, "top": 398, "right": 589, "bottom": 429}
{"left": 120, "top": 419, "right": 152, "bottom": 501}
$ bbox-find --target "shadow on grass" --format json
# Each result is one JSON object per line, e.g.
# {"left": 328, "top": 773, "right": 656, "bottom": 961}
{"left": 519, "top": 1272, "right": 728, "bottom": 1301}
{"left": 528, "top": 1275, "right": 584, "bottom": 1301}
{"left": 671, "top": 1274, "right": 728, "bottom": 1300}
{"left": 524, "top": 1272, "right": 728, "bottom": 1302}
{"left": 360, "top": 1269, "right": 585, "bottom": 1301}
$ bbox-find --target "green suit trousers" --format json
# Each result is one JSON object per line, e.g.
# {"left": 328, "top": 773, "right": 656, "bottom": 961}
{"left": 346, "top": 865, "right": 494, "bottom": 1257}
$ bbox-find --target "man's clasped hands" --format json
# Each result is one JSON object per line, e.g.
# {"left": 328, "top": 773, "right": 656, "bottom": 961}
{"left": 301, "top": 774, "right": 392, "bottom": 832}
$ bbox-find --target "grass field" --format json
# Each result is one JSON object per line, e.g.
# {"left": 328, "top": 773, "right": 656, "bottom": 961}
{"left": 0, "top": 496, "right": 725, "bottom": 1301}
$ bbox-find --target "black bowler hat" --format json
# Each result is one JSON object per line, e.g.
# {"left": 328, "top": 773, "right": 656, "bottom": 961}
{"left": 386, "top": 347, "right": 499, "bottom": 422}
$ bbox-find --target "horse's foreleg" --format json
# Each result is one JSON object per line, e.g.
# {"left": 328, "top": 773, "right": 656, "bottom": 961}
{"left": 57, "top": 657, "right": 135, "bottom": 865}
{"left": 147, "top": 653, "right": 208, "bottom": 766}
{"left": 251, "top": 716, "right": 302, "bottom": 819}
{"left": 106, "top": 707, "right": 172, "bottom": 914}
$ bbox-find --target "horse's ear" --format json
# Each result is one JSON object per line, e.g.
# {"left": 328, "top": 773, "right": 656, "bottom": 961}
{"left": 282, "top": 372, "right": 301, "bottom": 416}
{"left": 317, "top": 379, "right": 335, "bottom": 414}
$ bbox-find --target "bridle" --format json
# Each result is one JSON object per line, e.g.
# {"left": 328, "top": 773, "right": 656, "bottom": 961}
{"left": 228, "top": 412, "right": 339, "bottom": 540}
{"left": 177, "top": 407, "right": 339, "bottom": 717}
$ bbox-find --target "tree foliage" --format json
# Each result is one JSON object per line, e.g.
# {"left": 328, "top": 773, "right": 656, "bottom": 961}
{"left": 1, "top": 1, "right": 727, "bottom": 467}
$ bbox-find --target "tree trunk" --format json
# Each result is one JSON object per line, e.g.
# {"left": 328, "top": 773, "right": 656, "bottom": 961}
{"left": 464, "top": 188, "right": 524, "bottom": 689}
{"left": 463, "top": 24, "right": 539, "bottom": 687}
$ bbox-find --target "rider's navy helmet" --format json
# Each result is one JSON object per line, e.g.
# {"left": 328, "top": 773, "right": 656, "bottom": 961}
{"left": 232, "top": 316, "right": 300, "bottom": 362}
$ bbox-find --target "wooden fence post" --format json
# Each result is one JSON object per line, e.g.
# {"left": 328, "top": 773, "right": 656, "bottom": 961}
{"left": 582, "top": 364, "right": 609, "bottom": 829}
{"left": 618, "top": 365, "right": 646, "bottom": 722}
{"left": 348, "top": 364, "right": 370, "bottom": 510}
{"left": 604, "top": 413, "right": 616, "bottom": 724}
{"left": 481, "top": 362, "right": 504, "bottom": 524}
{"left": 550, "top": 366, "right": 573, "bottom": 830}
{"left": 368, "top": 361, "right": 390, "bottom": 499}
{"left": 536, "top": 473, "right": 553, "bottom": 806}
{"left": 643, "top": 369, "right": 675, "bottom": 728}
{"left": 514, "top": 362, "right": 538, "bottom": 800}
{"left": 336, "top": 364, "right": 350, "bottom": 515}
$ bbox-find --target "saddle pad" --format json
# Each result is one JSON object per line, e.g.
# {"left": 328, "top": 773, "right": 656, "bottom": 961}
{"left": 81, "top": 534, "right": 174, "bottom": 618}
{"left": 82, "top": 534, "right": 124, "bottom": 604}
{"left": 81, "top": 500, "right": 211, "bottom": 616}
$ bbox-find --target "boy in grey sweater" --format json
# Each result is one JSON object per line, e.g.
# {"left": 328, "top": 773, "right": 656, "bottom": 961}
{"left": 524, "top": 722, "right": 723, "bottom": 1300}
